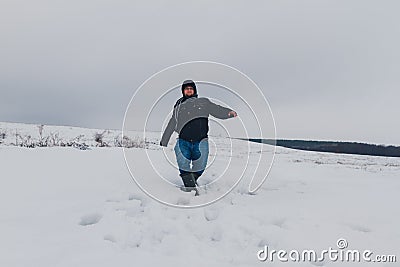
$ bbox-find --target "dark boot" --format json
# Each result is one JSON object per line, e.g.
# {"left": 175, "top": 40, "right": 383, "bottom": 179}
{"left": 179, "top": 173, "right": 199, "bottom": 196}
{"left": 192, "top": 172, "right": 201, "bottom": 185}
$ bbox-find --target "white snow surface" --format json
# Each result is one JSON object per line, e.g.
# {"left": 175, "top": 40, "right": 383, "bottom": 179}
{"left": 0, "top": 122, "right": 399, "bottom": 266}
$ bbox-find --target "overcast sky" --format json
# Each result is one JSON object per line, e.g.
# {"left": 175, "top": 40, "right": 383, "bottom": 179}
{"left": 1, "top": 0, "right": 399, "bottom": 145}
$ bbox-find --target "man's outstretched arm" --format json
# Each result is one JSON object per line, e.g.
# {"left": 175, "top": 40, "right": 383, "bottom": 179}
{"left": 207, "top": 99, "right": 237, "bottom": 119}
{"left": 160, "top": 116, "right": 175, "bottom": 147}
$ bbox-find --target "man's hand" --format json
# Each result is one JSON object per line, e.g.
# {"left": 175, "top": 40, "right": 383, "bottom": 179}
{"left": 228, "top": 110, "right": 237, "bottom": 118}
{"left": 160, "top": 141, "right": 167, "bottom": 147}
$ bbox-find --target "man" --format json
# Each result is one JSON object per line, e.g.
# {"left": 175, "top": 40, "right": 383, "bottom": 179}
{"left": 160, "top": 80, "right": 237, "bottom": 195}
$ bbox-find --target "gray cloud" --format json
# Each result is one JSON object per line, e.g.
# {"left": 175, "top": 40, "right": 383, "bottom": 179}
{"left": 0, "top": 0, "right": 399, "bottom": 145}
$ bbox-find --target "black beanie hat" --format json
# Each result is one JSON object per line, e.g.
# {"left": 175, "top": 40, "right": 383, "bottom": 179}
{"left": 181, "top": 80, "right": 197, "bottom": 95}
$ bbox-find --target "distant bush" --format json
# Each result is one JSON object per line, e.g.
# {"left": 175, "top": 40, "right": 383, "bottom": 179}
{"left": 114, "top": 134, "right": 146, "bottom": 148}
{"left": 62, "top": 134, "right": 89, "bottom": 149}
{"left": 49, "top": 132, "right": 60, "bottom": 146}
{"left": 17, "top": 134, "right": 35, "bottom": 148}
{"left": 94, "top": 131, "right": 110, "bottom": 147}
{"left": 1, "top": 125, "right": 148, "bottom": 150}
{"left": 0, "top": 129, "right": 5, "bottom": 143}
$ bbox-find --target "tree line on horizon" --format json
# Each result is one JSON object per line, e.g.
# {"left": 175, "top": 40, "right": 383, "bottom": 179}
{"left": 245, "top": 138, "right": 400, "bottom": 158}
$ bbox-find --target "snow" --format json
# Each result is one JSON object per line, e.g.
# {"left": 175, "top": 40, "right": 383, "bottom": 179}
{"left": 0, "top": 122, "right": 399, "bottom": 266}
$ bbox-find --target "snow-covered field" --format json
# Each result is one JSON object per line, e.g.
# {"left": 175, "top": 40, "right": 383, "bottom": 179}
{"left": 1, "top": 123, "right": 399, "bottom": 266}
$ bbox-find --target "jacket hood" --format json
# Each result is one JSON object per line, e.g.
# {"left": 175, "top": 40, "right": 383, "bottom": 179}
{"left": 181, "top": 80, "right": 197, "bottom": 97}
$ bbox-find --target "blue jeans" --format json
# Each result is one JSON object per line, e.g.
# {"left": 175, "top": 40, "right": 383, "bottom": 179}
{"left": 174, "top": 138, "right": 209, "bottom": 176}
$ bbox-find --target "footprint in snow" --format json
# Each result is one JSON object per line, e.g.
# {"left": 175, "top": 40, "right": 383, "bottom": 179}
{"left": 257, "top": 239, "right": 270, "bottom": 248}
{"left": 204, "top": 207, "right": 220, "bottom": 221}
{"left": 104, "top": 234, "right": 117, "bottom": 243}
{"left": 79, "top": 213, "right": 102, "bottom": 226}
{"left": 349, "top": 224, "right": 372, "bottom": 233}
{"left": 128, "top": 193, "right": 147, "bottom": 207}
{"left": 176, "top": 196, "right": 191, "bottom": 205}
{"left": 210, "top": 226, "right": 223, "bottom": 242}
{"left": 271, "top": 217, "right": 287, "bottom": 229}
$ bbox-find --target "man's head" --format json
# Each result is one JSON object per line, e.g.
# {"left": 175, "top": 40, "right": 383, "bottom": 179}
{"left": 181, "top": 80, "right": 197, "bottom": 97}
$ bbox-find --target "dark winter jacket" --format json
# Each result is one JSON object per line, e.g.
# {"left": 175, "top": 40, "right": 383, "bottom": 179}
{"left": 160, "top": 95, "right": 233, "bottom": 145}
